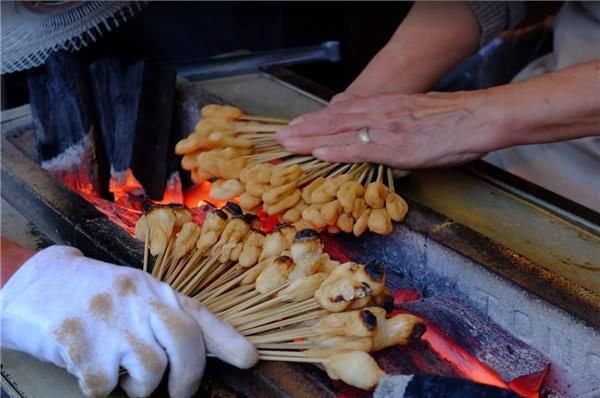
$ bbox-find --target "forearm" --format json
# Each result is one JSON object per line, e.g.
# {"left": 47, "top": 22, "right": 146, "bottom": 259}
{"left": 346, "top": 2, "right": 480, "bottom": 95}
{"left": 483, "top": 60, "right": 600, "bottom": 149}
{"left": 1, "top": 237, "right": 35, "bottom": 287}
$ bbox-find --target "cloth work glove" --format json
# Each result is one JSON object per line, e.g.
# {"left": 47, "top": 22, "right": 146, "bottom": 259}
{"left": 0, "top": 245, "right": 258, "bottom": 398}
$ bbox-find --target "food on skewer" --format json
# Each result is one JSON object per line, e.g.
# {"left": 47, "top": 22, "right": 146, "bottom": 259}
{"left": 255, "top": 255, "right": 295, "bottom": 293}
{"left": 385, "top": 192, "right": 409, "bottom": 222}
{"left": 175, "top": 104, "right": 411, "bottom": 237}
{"left": 315, "top": 308, "right": 382, "bottom": 337}
{"left": 323, "top": 351, "right": 386, "bottom": 390}
{"left": 133, "top": 198, "right": 424, "bottom": 391}
{"left": 173, "top": 222, "right": 201, "bottom": 259}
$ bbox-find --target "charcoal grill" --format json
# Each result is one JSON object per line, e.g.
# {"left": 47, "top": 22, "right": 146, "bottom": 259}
{"left": 1, "top": 71, "right": 599, "bottom": 398}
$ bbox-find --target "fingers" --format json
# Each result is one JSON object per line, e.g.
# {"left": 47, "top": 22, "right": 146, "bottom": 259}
{"left": 149, "top": 301, "right": 206, "bottom": 398}
{"left": 329, "top": 92, "right": 361, "bottom": 105}
{"left": 76, "top": 366, "right": 120, "bottom": 398}
{"left": 119, "top": 332, "right": 168, "bottom": 398}
{"left": 277, "top": 112, "right": 368, "bottom": 140}
{"left": 280, "top": 131, "right": 361, "bottom": 154}
{"left": 181, "top": 297, "right": 258, "bottom": 369}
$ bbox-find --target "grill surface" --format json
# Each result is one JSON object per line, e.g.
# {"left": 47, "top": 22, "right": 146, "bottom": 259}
{"left": 1, "top": 73, "right": 599, "bottom": 397}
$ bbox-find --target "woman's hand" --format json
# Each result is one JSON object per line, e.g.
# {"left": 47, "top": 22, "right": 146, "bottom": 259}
{"left": 277, "top": 91, "right": 504, "bottom": 169}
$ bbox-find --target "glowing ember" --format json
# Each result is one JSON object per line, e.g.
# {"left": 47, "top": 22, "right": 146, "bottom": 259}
{"left": 57, "top": 165, "right": 239, "bottom": 236}
{"left": 183, "top": 181, "right": 231, "bottom": 209}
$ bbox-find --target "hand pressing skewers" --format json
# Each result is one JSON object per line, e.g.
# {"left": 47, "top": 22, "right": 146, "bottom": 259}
{"left": 175, "top": 104, "right": 410, "bottom": 236}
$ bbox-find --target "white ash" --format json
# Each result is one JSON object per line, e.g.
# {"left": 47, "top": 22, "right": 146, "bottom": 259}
{"left": 41, "top": 134, "right": 90, "bottom": 172}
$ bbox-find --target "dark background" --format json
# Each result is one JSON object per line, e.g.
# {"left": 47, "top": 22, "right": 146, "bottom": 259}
{"left": 2, "top": 2, "right": 412, "bottom": 109}
{"left": 2, "top": 1, "right": 560, "bottom": 109}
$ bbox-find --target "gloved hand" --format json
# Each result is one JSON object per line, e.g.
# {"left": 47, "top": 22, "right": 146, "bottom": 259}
{"left": 0, "top": 246, "right": 258, "bottom": 398}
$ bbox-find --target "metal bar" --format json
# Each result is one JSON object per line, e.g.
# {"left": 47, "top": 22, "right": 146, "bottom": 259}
{"left": 177, "top": 41, "right": 340, "bottom": 80}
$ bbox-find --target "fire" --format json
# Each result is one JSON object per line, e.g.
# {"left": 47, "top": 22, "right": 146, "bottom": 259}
{"left": 183, "top": 181, "right": 231, "bottom": 209}
{"left": 56, "top": 166, "right": 218, "bottom": 235}
{"left": 110, "top": 170, "right": 184, "bottom": 210}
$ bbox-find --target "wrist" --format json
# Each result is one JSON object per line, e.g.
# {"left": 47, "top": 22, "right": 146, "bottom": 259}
{"left": 465, "top": 88, "right": 517, "bottom": 152}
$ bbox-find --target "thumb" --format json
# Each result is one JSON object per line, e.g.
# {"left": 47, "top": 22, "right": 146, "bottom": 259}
{"left": 179, "top": 296, "right": 258, "bottom": 369}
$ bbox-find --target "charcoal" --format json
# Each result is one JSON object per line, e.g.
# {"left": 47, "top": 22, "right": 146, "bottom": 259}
{"left": 27, "top": 51, "right": 91, "bottom": 161}
{"left": 27, "top": 51, "right": 110, "bottom": 198}
{"left": 397, "top": 297, "right": 549, "bottom": 392}
{"left": 375, "top": 374, "right": 518, "bottom": 398}
{"left": 89, "top": 58, "right": 176, "bottom": 200}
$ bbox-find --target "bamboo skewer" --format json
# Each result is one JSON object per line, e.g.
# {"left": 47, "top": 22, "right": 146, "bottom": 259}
{"left": 248, "top": 327, "right": 318, "bottom": 344}
{"left": 218, "top": 283, "right": 289, "bottom": 319}
{"left": 228, "top": 301, "right": 319, "bottom": 328}
{"left": 234, "top": 122, "right": 283, "bottom": 133}
{"left": 238, "top": 310, "right": 324, "bottom": 336}
{"left": 208, "top": 285, "right": 258, "bottom": 312}
{"left": 255, "top": 342, "right": 316, "bottom": 350}
{"left": 237, "top": 115, "right": 290, "bottom": 124}
{"left": 257, "top": 350, "right": 307, "bottom": 357}
{"left": 143, "top": 228, "right": 149, "bottom": 273}
{"left": 152, "top": 237, "right": 174, "bottom": 280}
{"left": 170, "top": 249, "right": 206, "bottom": 291}
{"left": 387, "top": 167, "right": 395, "bottom": 193}
{"left": 258, "top": 356, "right": 326, "bottom": 363}
{"left": 195, "top": 267, "right": 249, "bottom": 302}
{"left": 228, "top": 298, "right": 319, "bottom": 325}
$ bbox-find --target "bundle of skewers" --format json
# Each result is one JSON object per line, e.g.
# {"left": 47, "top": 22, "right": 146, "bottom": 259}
{"left": 135, "top": 203, "right": 426, "bottom": 390}
{"left": 175, "top": 104, "right": 409, "bottom": 237}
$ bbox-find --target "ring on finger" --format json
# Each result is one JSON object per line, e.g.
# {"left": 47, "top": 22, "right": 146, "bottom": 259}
{"left": 358, "top": 128, "right": 371, "bottom": 144}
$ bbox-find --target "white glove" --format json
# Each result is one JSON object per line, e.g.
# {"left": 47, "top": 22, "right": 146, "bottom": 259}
{"left": 0, "top": 246, "right": 258, "bottom": 398}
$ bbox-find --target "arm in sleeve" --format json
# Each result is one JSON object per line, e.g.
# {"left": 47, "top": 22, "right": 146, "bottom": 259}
{"left": 468, "top": 2, "right": 527, "bottom": 46}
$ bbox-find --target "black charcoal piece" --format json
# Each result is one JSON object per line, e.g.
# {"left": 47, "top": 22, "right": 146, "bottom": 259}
{"left": 89, "top": 58, "right": 176, "bottom": 200}
{"left": 375, "top": 374, "right": 519, "bottom": 398}
{"left": 27, "top": 51, "right": 110, "bottom": 198}
{"left": 27, "top": 51, "right": 91, "bottom": 161}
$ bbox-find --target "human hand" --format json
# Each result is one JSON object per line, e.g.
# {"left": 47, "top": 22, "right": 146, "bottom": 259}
{"left": 277, "top": 91, "right": 503, "bottom": 169}
{"left": 329, "top": 91, "right": 362, "bottom": 105}
{"left": 0, "top": 246, "right": 257, "bottom": 398}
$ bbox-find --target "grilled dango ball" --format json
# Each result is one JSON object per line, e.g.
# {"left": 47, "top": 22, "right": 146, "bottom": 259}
{"left": 324, "top": 351, "right": 386, "bottom": 390}
{"left": 315, "top": 308, "right": 385, "bottom": 337}
{"left": 173, "top": 222, "right": 201, "bottom": 259}
{"left": 306, "top": 336, "right": 373, "bottom": 358}
{"left": 289, "top": 229, "right": 323, "bottom": 280}
{"left": 238, "top": 230, "right": 265, "bottom": 268}
{"left": 278, "top": 272, "right": 327, "bottom": 302}
{"left": 256, "top": 255, "right": 295, "bottom": 293}
{"left": 372, "top": 314, "right": 426, "bottom": 351}
{"left": 365, "top": 182, "right": 389, "bottom": 209}
{"left": 212, "top": 215, "right": 250, "bottom": 261}
{"left": 260, "top": 228, "right": 289, "bottom": 261}
{"left": 368, "top": 208, "right": 393, "bottom": 235}
{"left": 385, "top": 192, "right": 408, "bottom": 222}
{"left": 210, "top": 179, "right": 244, "bottom": 201}
{"left": 337, "top": 181, "right": 365, "bottom": 213}
{"left": 315, "top": 261, "right": 385, "bottom": 312}
{"left": 135, "top": 206, "right": 183, "bottom": 256}
{"left": 201, "top": 209, "right": 228, "bottom": 235}
{"left": 201, "top": 104, "right": 244, "bottom": 120}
